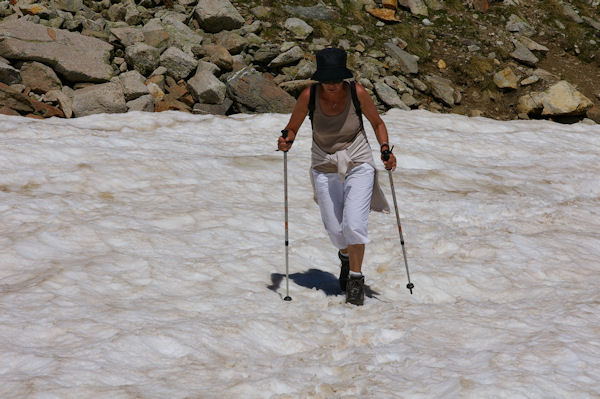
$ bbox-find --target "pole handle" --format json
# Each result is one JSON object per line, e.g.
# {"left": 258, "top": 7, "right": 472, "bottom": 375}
{"left": 381, "top": 146, "right": 394, "bottom": 169}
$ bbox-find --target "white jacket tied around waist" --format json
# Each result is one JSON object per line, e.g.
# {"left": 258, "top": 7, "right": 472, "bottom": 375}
{"left": 310, "top": 130, "right": 390, "bottom": 213}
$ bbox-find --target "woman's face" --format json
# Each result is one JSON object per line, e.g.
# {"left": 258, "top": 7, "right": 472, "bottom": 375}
{"left": 321, "top": 81, "right": 344, "bottom": 94}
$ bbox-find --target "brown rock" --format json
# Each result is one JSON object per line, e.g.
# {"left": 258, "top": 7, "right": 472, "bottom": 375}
{"left": 155, "top": 98, "right": 190, "bottom": 112}
{"left": 26, "top": 113, "right": 46, "bottom": 119}
{"left": 0, "top": 105, "right": 20, "bottom": 116}
{"left": 0, "top": 82, "right": 34, "bottom": 112}
{"left": 367, "top": 8, "right": 402, "bottom": 23}
{"left": 472, "top": 0, "right": 488, "bottom": 12}
{"left": 587, "top": 106, "right": 600, "bottom": 124}
{"left": 20, "top": 61, "right": 62, "bottom": 94}
{"left": 382, "top": 0, "right": 397, "bottom": 10}
{"left": 30, "top": 98, "right": 65, "bottom": 118}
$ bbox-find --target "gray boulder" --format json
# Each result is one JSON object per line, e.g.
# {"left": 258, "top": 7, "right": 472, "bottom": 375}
{"left": 253, "top": 44, "right": 280, "bottom": 65}
{"left": 374, "top": 81, "right": 410, "bottom": 110}
{"left": 160, "top": 16, "right": 204, "bottom": 53}
{"left": 110, "top": 26, "right": 145, "bottom": 47}
{"left": 226, "top": 67, "right": 296, "bottom": 113}
{"left": 193, "top": 0, "right": 245, "bottom": 33}
{"left": 398, "top": 0, "right": 428, "bottom": 16}
{"left": 192, "top": 98, "right": 233, "bottom": 115}
{"left": 506, "top": 14, "right": 536, "bottom": 37}
{"left": 125, "top": 43, "right": 161, "bottom": 77}
{"left": 127, "top": 94, "right": 155, "bottom": 112}
{"left": 0, "top": 60, "right": 21, "bottom": 85}
{"left": 72, "top": 82, "right": 127, "bottom": 117}
{"left": 159, "top": 47, "right": 197, "bottom": 81}
{"left": 284, "top": 18, "right": 313, "bottom": 40}
{"left": 142, "top": 19, "right": 171, "bottom": 52}
{"left": 384, "top": 42, "right": 419, "bottom": 74}
{"left": 118, "top": 70, "right": 150, "bottom": 101}
{"left": 20, "top": 61, "right": 62, "bottom": 94}
{"left": 510, "top": 40, "right": 539, "bottom": 66}
{"left": 268, "top": 46, "right": 304, "bottom": 68}
{"left": 425, "top": 74, "right": 455, "bottom": 106}
{"left": 214, "top": 31, "right": 247, "bottom": 55}
{"left": 0, "top": 20, "right": 113, "bottom": 83}
{"left": 517, "top": 81, "right": 593, "bottom": 117}
{"left": 187, "top": 69, "right": 227, "bottom": 104}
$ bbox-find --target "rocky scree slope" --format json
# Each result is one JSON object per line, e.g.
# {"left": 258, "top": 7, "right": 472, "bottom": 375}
{"left": 0, "top": 0, "right": 598, "bottom": 123}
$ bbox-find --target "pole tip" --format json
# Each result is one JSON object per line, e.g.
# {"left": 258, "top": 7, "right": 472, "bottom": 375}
{"left": 407, "top": 283, "right": 414, "bottom": 295}
{"left": 284, "top": 296, "right": 292, "bottom": 301}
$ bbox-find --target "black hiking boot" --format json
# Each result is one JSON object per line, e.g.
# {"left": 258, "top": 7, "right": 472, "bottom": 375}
{"left": 346, "top": 274, "right": 365, "bottom": 306}
{"left": 338, "top": 251, "right": 350, "bottom": 291}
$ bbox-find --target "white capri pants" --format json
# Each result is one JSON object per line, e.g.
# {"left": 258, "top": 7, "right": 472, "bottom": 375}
{"left": 312, "top": 163, "right": 375, "bottom": 249}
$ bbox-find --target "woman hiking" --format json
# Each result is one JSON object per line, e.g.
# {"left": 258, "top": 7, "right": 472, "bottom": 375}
{"left": 277, "top": 48, "right": 396, "bottom": 306}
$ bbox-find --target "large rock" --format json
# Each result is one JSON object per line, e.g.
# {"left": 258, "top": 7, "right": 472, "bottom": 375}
{"left": 192, "top": 98, "right": 233, "bottom": 115}
{"left": 0, "top": 21, "right": 113, "bottom": 83}
{"left": 142, "top": 19, "right": 171, "bottom": 51}
{"left": 226, "top": 67, "right": 296, "bottom": 113}
{"left": 214, "top": 31, "right": 247, "bottom": 55}
{"left": 268, "top": 46, "right": 304, "bottom": 68}
{"left": 193, "top": 44, "right": 233, "bottom": 71}
{"left": 187, "top": 69, "right": 226, "bottom": 104}
{"left": 398, "top": 0, "right": 428, "bottom": 16}
{"left": 425, "top": 74, "right": 455, "bottom": 106}
{"left": 374, "top": 81, "right": 410, "bottom": 110}
{"left": 0, "top": 60, "right": 21, "bottom": 85}
{"left": 506, "top": 14, "right": 536, "bottom": 36}
{"left": 20, "top": 61, "right": 62, "bottom": 94}
{"left": 118, "top": 70, "right": 150, "bottom": 101}
{"left": 125, "top": 43, "right": 161, "bottom": 77}
{"left": 127, "top": 94, "right": 154, "bottom": 112}
{"left": 384, "top": 42, "right": 419, "bottom": 74}
{"left": 110, "top": 26, "right": 145, "bottom": 47}
{"left": 72, "top": 82, "right": 127, "bottom": 117}
{"left": 193, "top": 0, "right": 245, "bottom": 33}
{"left": 493, "top": 67, "right": 518, "bottom": 90}
{"left": 159, "top": 47, "right": 197, "bottom": 81}
{"left": 517, "top": 81, "right": 593, "bottom": 117}
{"left": 0, "top": 82, "right": 34, "bottom": 112}
{"left": 160, "top": 15, "right": 204, "bottom": 53}
{"left": 510, "top": 40, "right": 539, "bottom": 66}
{"left": 541, "top": 81, "right": 593, "bottom": 116}
{"left": 284, "top": 18, "right": 313, "bottom": 40}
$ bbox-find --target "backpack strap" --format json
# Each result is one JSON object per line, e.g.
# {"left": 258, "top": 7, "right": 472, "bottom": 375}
{"left": 308, "top": 83, "right": 317, "bottom": 126}
{"left": 349, "top": 81, "right": 364, "bottom": 131}
{"left": 308, "top": 82, "right": 364, "bottom": 130}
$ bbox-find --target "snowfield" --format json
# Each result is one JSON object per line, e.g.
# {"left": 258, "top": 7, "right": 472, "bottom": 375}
{"left": 1, "top": 110, "right": 599, "bottom": 398}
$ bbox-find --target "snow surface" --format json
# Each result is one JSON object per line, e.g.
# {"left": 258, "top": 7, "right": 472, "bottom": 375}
{"left": 1, "top": 109, "right": 599, "bottom": 398}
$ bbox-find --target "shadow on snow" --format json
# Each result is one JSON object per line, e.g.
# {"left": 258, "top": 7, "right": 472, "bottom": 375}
{"left": 268, "top": 268, "right": 380, "bottom": 299}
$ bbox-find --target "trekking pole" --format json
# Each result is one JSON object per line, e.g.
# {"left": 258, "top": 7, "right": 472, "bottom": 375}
{"left": 281, "top": 129, "right": 292, "bottom": 301}
{"left": 382, "top": 148, "right": 414, "bottom": 295}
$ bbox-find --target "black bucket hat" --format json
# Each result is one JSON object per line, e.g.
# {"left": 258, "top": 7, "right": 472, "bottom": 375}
{"left": 311, "top": 48, "right": 353, "bottom": 83}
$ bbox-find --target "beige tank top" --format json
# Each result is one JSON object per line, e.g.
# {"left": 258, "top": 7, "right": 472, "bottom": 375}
{"left": 312, "top": 83, "right": 363, "bottom": 155}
